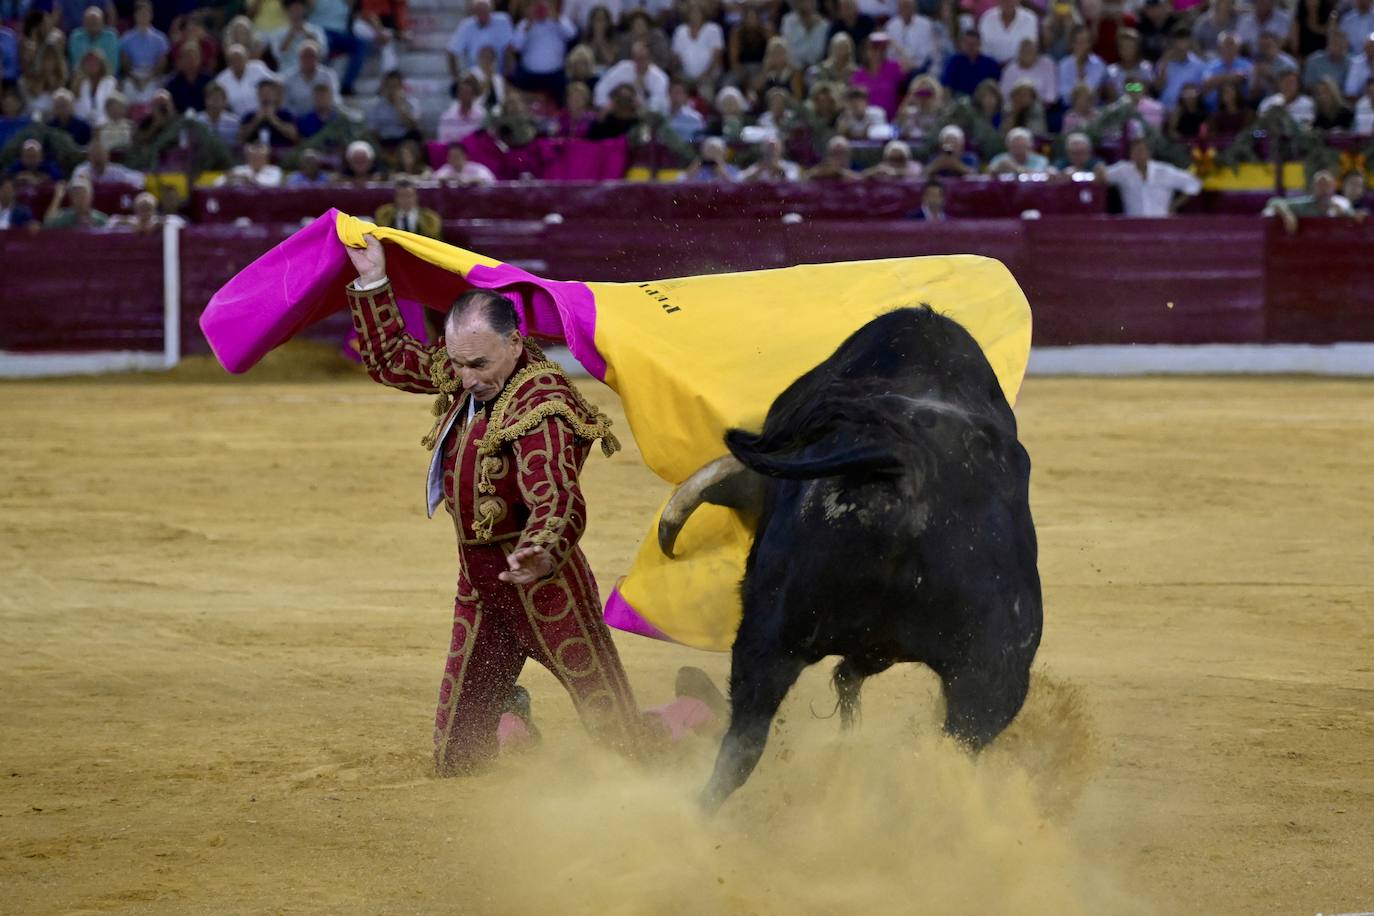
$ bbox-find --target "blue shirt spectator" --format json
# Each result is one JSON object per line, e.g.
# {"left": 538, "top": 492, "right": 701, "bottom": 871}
{"left": 1156, "top": 37, "right": 1207, "bottom": 108}
{"left": 1338, "top": 1, "right": 1374, "bottom": 53}
{"left": 940, "top": 32, "right": 1001, "bottom": 97}
{"left": 1202, "top": 47, "right": 1254, "bottom": 108}
{"left": 446, "top": 0, "right": 514, "bottom": 75}
{"left": 119, "top": 3, "right": 170, "bottom": 75}
{"left": 0, "top": 25, "right": 18, "bottom": 82}
{"left": 511, "top": 12, "right": 576, "bottom": 75}
{"left": 69, "top": 8, "right": 121, "bottom": 76}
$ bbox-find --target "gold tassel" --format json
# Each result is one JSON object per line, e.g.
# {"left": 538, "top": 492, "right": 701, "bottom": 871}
{"left": 421, "top": 355, "right": 462, "bottom": 450}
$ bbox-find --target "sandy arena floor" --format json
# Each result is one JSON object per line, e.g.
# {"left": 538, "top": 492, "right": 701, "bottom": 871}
{"left": 1, "top": 357, "right": 1371, "bottom": 914}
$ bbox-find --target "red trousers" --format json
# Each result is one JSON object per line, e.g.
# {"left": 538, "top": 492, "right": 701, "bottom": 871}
{"left": 433, "top": 540, "right": 647, "bottom": 774}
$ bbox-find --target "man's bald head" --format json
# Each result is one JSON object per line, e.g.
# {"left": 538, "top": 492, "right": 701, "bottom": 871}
{"left": 444, "top": 290, "right": 524, "bottom": 401}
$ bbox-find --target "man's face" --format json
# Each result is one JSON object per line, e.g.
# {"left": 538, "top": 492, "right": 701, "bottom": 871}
{"left": 287, "top": 1, "right": 306, "bottom": 24}
{"left": 1365, "top": 37, "right": 1374, "bottom": 62}
{"left": 89, "top": 143, "right": 108, "bottom": 167}
{"left": 846, "top": 94, "right": 867, "bottom": 115}
{"left": 922, "top": 184, "right": 943, "bottom": 210}
{"left": 395, "top": 186, "right": 418, "bottom": 211}
{"left": 445, "top": 314, "right": 522, "bottom": 401}
{"left": 227, "top": 48, "right": 246, "bottom": 73}
{"left": 301, "top": 153, "right": 320, "bottom": 175}
{"left": 52, "top": 95, "right": 73, "bottom": 119}
{"left": 960, "top": 32, "right": 979, "bottom": 56}
{"left": 1312, "top": 173, "right": 1335, "bottom": 198}
{"left": 1254, "top": 0, "right": 1272, "bottom": 15}
{"left": 1219, "top": 35, "right": 1238, "bottom": 61}
{"left": 1278, "top": 71, "right": 1298, "bottom": 96}
{"left": 1009, "top": 134, "right": 1030, "bottom": 158}
{"left": 1344, "top": 172, "right": 1367, "bottom": 199}
{"left": 1068, "top": 139, "right": 1090, "bottom": 165}
{"left": 898, "top": 0, "right": 915, "bottom": 16}
{"left": 179, "top": 45, "right": 200, "bottom": 73}
{"left": 83, "top": 8, "right": 102, "bottom": 34}
{"left": 314, "top": 86, "right": 332, "bottom": 114}
{"left": 300, "top": 47, "right": 319, "bottom": 72}
{"left": 632, "top": 42, "right": 650, "bottom": 69}
{"left": 259, "top": 84, "right": 278, "bottom": 109}
{"left": 1130, "top": 140, "right": 1150, "bottom": 165}
{"left": 474, "top": 0, "right": 492, "bottom": 24}
{"left": 1328, "top": 29, "right": 1347, "bottom": 55}
{"left": 1017, "top": 38, "right": 1037, "bottom": 64}
{"left": 20, "top": 144, "right": 40, "bottom": 168}
{"left": 1258, "top": 33, "right": 1278, "bottom": 59}
{"left": 347, "top": 150, "right": 370, "bottom": 173}
{"left": 1072, "top": 28, "right": 1090, "bottom": 55}
{"left": 447, "top": 146, "right": 467, "bottom": 168}
{"left": 70, "top": 185, "right": 92, "bottom": 211}
{"left": 135, "top": 3, "right": 151, "bottom": 27}
{"left": 827, "top": 140, "right": 849, "bottom": 167}
{"left": 246, "top": 144, "right": 268, "bottom": 168}
{"left": 669, "top": 83, "right": 688, "bottom": 107}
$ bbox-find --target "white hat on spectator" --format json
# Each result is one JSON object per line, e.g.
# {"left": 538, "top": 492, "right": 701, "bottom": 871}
{"left": 1006, "top": 126, "right": 1034, "bottom": 144}
{"left": 939, "top": 124, "right": 965, "bottom": 144}
{"left": 346, "top": 140, "right": 376, "bottom": 162}
{"left": 714, "top": 86, "right": 747, "bottom": 114}
{"left": 299, "top": 39, "right": 321, "bottom": 55}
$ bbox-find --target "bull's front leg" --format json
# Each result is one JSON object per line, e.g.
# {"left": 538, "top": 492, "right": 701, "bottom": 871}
{"left": 699, "top": 635, "right": 806, "bottom": 815}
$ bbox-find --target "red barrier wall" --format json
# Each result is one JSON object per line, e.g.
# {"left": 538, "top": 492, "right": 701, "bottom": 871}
{"left": 2, "top": 216, "right": 1371, "bottom": 356}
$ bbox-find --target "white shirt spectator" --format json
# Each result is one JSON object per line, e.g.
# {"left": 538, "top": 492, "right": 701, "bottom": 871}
{"left": 884, "top": 11, "right": 937, "bottom": 71}
{"left": 594, "top": 58, "right": 670, "bottom": 113}
{"left": 1236, "top": 8, "right": 1292, "bottom": 54}
{"left": 214, "top": 59, "right": 278, "bottom": 117}
{"left": 72, "top": 160, "right": 144, "bottom": 185}
{"left": 672, "top": 21, "right": 725, "bottom": 81}
{"left": 1338, "top": 5, "right": 1374, "bottom": 52}
{"left": 1346, "top": 55, "right": 1373, "bottom": 99}
{"left": 434, "top": 160, "right": 497, "bottom": 184}
{"left": 1106, "top": 159, "right": 1202, "bottom": 216}
{"left": 857, "top": 0, "right": 898, "bottom": 18}
{"left": 1001, "top": 55, "right": 1056, "bottom": 105}
{"left": 1356, "top": 94, "right": 1374, "bottom": 133}
{"left": 437, "top": 99, "right": 487, "bottom": 143}
{"left": 562, "top": 0, "right": 622, "bottom": 29}
{"left": 512, "top": 15, "right": 577, "bottom": 74}
{"left": 268, "top": 21, "right": 327, "bottom": 73}
{"left": 1259, "top": 91, "right": 1315, "bottom": 127}
{"left": 215, "top": 163, "right": 284, "bottom": 187}
{"left": 978, "top": 5, "right": 1038, "bottom": 64}
{"left": 193, "top": 108, "right": 242, "bottom": 146}
{"left": 74, "top": 75, "right": 118, "bottom": 126}
{"left": 282, "top": 64, "right": 339, "bottom": 115}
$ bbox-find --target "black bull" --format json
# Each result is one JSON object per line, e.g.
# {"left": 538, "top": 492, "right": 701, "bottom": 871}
{"left": 658, "top": 307, "right": 1042, "bottom": 812}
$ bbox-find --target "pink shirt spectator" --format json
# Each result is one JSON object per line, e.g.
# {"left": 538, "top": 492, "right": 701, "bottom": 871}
{"left": 437, "top": 99, "right": 487, "bottom": 143}
{"left": 852, "top": 59, "right": 905, "bottom": 118}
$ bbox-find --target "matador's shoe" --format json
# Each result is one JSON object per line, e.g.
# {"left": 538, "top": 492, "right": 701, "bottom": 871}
{"left": 675, "top": 667, "right": 728, "bottom": 723}
{"left": 497, "top": 685, "right": 542, "bottom": 751}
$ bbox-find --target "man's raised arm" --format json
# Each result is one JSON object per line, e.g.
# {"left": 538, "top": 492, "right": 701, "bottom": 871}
{"left": 345, "top": 234, "right": 447, "bottom": 394}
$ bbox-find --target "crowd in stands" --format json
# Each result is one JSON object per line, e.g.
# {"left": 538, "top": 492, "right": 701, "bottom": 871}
{"left": 2, "top": 0, "right": 1373, "bottom": 231}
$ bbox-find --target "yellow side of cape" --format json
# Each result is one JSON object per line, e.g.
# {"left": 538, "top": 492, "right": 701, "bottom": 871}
{"left": 586, "top": 255, "right": 1031, "bottom": 651}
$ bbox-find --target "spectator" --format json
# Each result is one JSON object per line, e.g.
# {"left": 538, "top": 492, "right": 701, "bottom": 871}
{"left": 1236, "top": 0, "right": 1292, "bottom": 56}
{"left": 1194, "top": 0, "right": 1240, "bottom": 55}
{"left": 1303, "top": 27, "right": 1351, "bottom": 93}
{"left": 562, "top": 0, "right": 617, "bottom": 31}
{"left": 107, "top": 190, "right": 160, "bottom": 232}
{"left": 0, "top": 22, "right": 16, "bottom": 85}
{"left": 1354, "top": 75, "right": 1374, "bottom": 132}
{"left": 1053, "top": 131, "right": 1107, "bottom": 181}
{"left": 805, "top": 134, "right": 860, "bottom": 180}
{"left": 1338, "top": 0, "right": 1374, "bottom": 51}
{"left": 811, "top": 32, "right": 858, "bottom": 87}
{"left": 740, "top": 135, "right": 801, "bottom": 181}
{"left": 1106, "top": 137, "right": 1200, "bottom": 216}
{"left": 71, "top": 139, "right": 142, "bottom": 184}
{"left": 885, "top": 0, "right": 938, "bottom": 74}
{"left": 295, "top": 80, "right": 341, "bottom": 137}
{"left": 587, "top": 83, "right": 642, "bottom": 139}
{"left": 828, "top": 0, "right": 876, "bottom": 51}
{"left": 1122, "top": 77, "right": 1165, "bottom": 130}
{"left": 222, "top": 15, "right": 269, "bottom": 62}
{"left": 119, "top": 0, "right": 169, "bottom": 77}
{"left": 1167, "top": 83, "right": 1207, "bottom": 140}
{"left": 753, "top": 36, "right": 803, "bottom": 103}
{"left": 863, "top": 137, "right": 923, "bottom": 177}
{"left": 392, "top": 138, "right": 430, "bottom": 178}
{"left": 1341, "top": 170, "right": 1369, "bottom": 214}
{"left": 437, "top": 74, "right": 486, "bottom": 144}
{"left": 564, "top": 44, "right": 598, "bottom": 90}
{"left": 852, "top": 33, "right": 904, "bottom": 118}
{"left": 803, "top": 82, "right": 841, "bottom": 152}
{"left": 895, "top": 75, "right": 943, "bottom": 141}
{"left": 1346, "top": 35, "right": 1374, "bottom": 99}
{"left": 46, "top": 89, "right": 93, "bottom": 145}
{"left": 1040, "top": 0, "right": 1079, "bottom": 60}
{"left": 270, "top": 0, "right": 328, "bottom": 74}
{"left": 1057, "top": 25, "right": 1106, "bottom": 105}
{"left": 782, "top": 0, "right": 831, "bottom": 71}
{"left": 446, "top": 0, "right": 512, "bottom": 78}
{"left": 69, "top": 6, "right": 119, "bottom": 76}
{"left": 1249, "top": 31, "right": 1298, "bottom": 103}
{"left": 1208, "top": 79, "right": 1254, "bottom": 135}
{"left": 72, "top": 49, "right": 117, "bottom": 127}
{"left": 665, "top": 78, "right": 706, "bottom": 140}
{"left": 1310, "top": 76, "right": 1353, "bottom": 128}
{"left": 374, "top": 176, "right": 441, "bottom": 237}
{"left": 239, "top": 78, "right": 298, "bottom": 146}
{"left": 213, "top": 43, "right": 276, "bottom": 117}
{"left": 1262, "top": 169, "right": 1358, "bottom": 233}
{"left": 434, "top": 142, "right": 496, "bottom": 184}
{"left": 1135, "top": 0, "right": 1178, "bottom": 62}
{"left": 1259, "top": 69, "right": 1315, "bottom": 126}
{"left": 1001, "top": 37, "right": 1056, "bottom": 106}
{"left": 358, "top": 0, "right": 409, "bottom": 49}
{"left": 837, "top": 83, "right": 887, "bottom": 138}
{"left": 43, "top": 178, "right": 108, "bottom": 227}
{"left": 757, "top": 85, "right": 796, "bottom": 133}
{"left": 9, "top": 139, "right": 63, "bottom": 186}
{"left": 1202, "top": 33, "right": 1253, "bottom": 108}
{"left": 582, "top": 7, "right": 619, "bottom": 72}
{"left": 470, "top": 44, "right": 509, "bottom": 110}
{"left": 1106, "top": 28, "right": 1154, "bottom": 99}
{"left": 0, "top": 174, "right": 37, "bottom": 231}
{"left": 96, "top": 91, "right": 135, "bottom": 151}
{"left": 511, "top": 0, "right": 576, "bottom": 104}
{"left": 282, "top": 40, "right": 339, "bottom": 115}
{"left": 726, "top": 6, "right": 770, "bottom": 87}
{"left": 1154, "top": 25, "right": 1206, "bottom": 109}
{"left": 134, "top": 88, "right": 178, "bottom": 149}
{"left": 941, "top": 28, "right": 1000, "bottom": 98}
{"left": 711, "top": 84, "right": 750, "bottom": 140}
{"left": 22, "top": 42, "right": 70, "bottom": 119}
{"left": 989, "top": 127, "right": 1050, "bottom": 174}
{"left": 486, "top": 89, "right": 537, "bottom": 146}
{"left": 926, "top": 123, "right": 979, "bottom": 176}
{"left": 195, "top": 82, "right": 242, "bottom": 146}
{"left": 558, "top": 80, "right": 597, "bottom": 137}
{"left": 1, "top": 88, "right": 30, "bottom": 151}
{"left": 217, "top": 140, "right": 284, "bottom": 186}
{"left": 679, "top": 135, "right": 739, "bottom": 181}
{"left": 909, "top": 179, "right": 946, "bottom": 220}
{"left": 973, "top": 77, "right": 1003, "bottom": 127}
{"left": 165, "top": 42, "right": 211, "bottom": 112}
{"left": 309, "top": 0, "right": 370, "bottom": 96}
{"left": 170, "top": 17, "right": 220, "bottom": 76}
{"left": 978, "top": 0, "right": 1037, "bottom": 65}
{"left": 1003, "top": 78, "right": 1047, "bottom": 134}
{"left": 1295, "top": 0, "right": 1338, "bottom": 59}
{"left": 595, "top": 40, "right": 669, "bottom": 114}
{"left": 1061, "top": 81, "right": 1098, "bottom": 132}
{"left": 286, "top": 148, "right": 333, "bottom": 185}
{"left": 367, "top": 69, "right": 422, "bottom": 146}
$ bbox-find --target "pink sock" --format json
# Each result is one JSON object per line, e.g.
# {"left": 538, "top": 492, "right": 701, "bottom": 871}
{"left": 497, "top": 712, "right": 532, "bottom": 750}
{"left": 645, "top": 696, "right": 715, "bottom": 742}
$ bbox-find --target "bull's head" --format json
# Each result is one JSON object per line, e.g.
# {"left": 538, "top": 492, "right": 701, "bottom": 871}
{"left": 657, "top": 454, "right": 765, "bottom": 558}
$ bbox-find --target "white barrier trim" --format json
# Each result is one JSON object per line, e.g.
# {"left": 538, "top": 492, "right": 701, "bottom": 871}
{"left": 162, "top": 215, "right": 184, "bottom": 370}
{"left": 1029, "top": 344, "right": 1374, "bottom": 377}
{"left": 0, "top": 350, "right": 172, "bottom": 378}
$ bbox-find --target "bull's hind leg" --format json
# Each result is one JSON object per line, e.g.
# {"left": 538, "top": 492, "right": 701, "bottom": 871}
{"left": 939, "top": 659, "right": 1031, "bottom": 751}
{"left": 832, "top": 656, "right": 892, "bottom": 731}
{"left": 699, "top": 644, "right": 806, "bottom": 815}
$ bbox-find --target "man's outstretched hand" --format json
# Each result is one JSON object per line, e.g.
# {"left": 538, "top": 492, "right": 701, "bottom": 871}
{"left": 348, "top": 233, "right": 387, "bottom": 286}
{"left": 500, "top": 546, "right": 555, "bottom": 585}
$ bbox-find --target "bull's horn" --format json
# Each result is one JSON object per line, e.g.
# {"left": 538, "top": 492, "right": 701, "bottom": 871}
{"left": 658, "top": 454, "right": 748, "bottom": 559}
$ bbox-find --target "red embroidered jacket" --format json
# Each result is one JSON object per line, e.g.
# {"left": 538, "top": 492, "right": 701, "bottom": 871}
{"left": 346, "top": 280, "right": 619, "bottom": 572}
